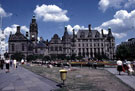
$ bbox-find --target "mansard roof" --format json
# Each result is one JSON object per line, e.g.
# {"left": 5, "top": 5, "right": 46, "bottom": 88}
{"left": 49, "top": 34, "right": 62, "bottom": 44}
{"left": 37, "top": 41, "right": 46, "bottom": 48}
{"left": 53, "top": 34, "right": 60, "bottom": 39}
{"left": 77, "top": 29, "right": 102, "bottom": 38}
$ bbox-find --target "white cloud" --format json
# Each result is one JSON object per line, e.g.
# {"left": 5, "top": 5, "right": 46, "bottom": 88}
{"left": 95, "top": 9, "right": 135, "bottom": 39}
{"left": 66, "top": 25, "right": 87, "bottom": 34}
{"left": 4, "top": 24, "right": 29, "bottom": 36}
{"left": 98, "top": 0, "right": 124, "bottom": 12}
{"left": 112, "top": 32, "right": 127, "bottom": 39}
{"left": 0, "top": 7, "right": 12, "bottom": 17}
{"left": 21, "top": 26, "right": 29, "bottom": 32}
{"left": 34, "top": 4, "right": 70, "bottom": 22}
{"left": 98, "top": 0, "right": 135, "bottom": 12}
{"left": 94, "top": 27, "right": 127, "bottom": 39}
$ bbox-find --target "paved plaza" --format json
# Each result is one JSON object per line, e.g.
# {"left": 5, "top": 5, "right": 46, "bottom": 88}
{"left": 0, "top": 66, "right": 59, "bottom": 91}
{"left": 0, "top": 66, "right": 135, "bottom": 91}
{"left": 106, "top": 68, "right": 135, "bottom": 90}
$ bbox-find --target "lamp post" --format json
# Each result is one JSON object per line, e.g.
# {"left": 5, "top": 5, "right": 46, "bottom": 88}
{"left": 26, "top": 32, "right": 29, "bottom": 62}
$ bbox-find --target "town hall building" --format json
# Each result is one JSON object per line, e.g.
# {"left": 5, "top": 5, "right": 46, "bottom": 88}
{"left": 8, "top": 16, "right": 115, "bottom": 60}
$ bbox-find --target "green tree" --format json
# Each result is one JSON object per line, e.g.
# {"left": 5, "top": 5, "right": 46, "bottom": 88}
{"left": 57, "top": 54, "right": 66, "bottom": 60}
{"left": 71, "top": 53, "right": 76, "bottom": 60}
{"left": 76, "top": 55, "right": 83, "bottom": 61}
{"left": 4, "top": 52, "right": 9, "bottom": 59}
{"left": 27, "top": 55, "right": 35, "bottom": 62}
{"left": 11, "top": 52, "right": 24, "bottom": 62}
{"left": 116, "top": 45, "right": 129, "bottom": 60}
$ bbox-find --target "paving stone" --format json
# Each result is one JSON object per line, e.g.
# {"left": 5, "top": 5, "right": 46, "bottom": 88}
{"left": 2, "top": 86, "right": 14, "bottom": 91}
{"left": 106, "top": 68, "right": 135, "bottom": 90}
{"left": 0, "top": 66, "right": 59, "bottom": 91}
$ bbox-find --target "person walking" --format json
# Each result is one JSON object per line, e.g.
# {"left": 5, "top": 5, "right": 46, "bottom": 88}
{"left": 5, "top": 58, "right": 10, "bottom": 73}
{"left": 0, "top": 59, "right": 4, "bottom": 70}
{"left": 93, "top": 61, "right": 97, "bottom": 69}
{"left": 10, "top": 59, "right": 13, "bottom": 67}
{"left": 13, "top": 59, "right": 17, "bottom": 69}
{"left": 126, "top": 61, "right": 134, "bottom": 75}
{"left": 117, "top": 60, "right": 123, "bottom": 75}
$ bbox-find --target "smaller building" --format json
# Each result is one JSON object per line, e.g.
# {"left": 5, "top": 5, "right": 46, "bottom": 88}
{"left": 8, "top": 16, "right": 47, "bottom": 58}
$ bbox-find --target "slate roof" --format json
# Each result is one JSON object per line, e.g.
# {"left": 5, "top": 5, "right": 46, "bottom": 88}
{"left": 77, "top": 29, "right": 103, "bottom": 38}
{"left": 37, "top": 41, "right": 46, "bottom": 48}
{"left": 8, "top": 32, "right": 28, "bottom": 42}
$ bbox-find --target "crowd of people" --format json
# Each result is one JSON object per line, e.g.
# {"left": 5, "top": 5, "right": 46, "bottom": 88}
{"left": 117, "top": 60, "right": 135, "bottom": 75}
{"left": 0, "top": 58, "right": 25, "bottom": 73}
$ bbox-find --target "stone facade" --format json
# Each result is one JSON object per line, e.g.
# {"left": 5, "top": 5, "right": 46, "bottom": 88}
{"left": 8, "top": 16, "right": 115, "bottom": 60}
{"left": 8, "top": 16, "right": 46, "bottom": 58}
{"left": 48, "top": 25, "right": 115, "bottom": 60}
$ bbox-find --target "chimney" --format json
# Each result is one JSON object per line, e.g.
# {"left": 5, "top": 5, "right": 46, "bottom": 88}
{"left": 65, "top": 26, "right": 67, "bottom": 31}
{"left": 73, "top": 29, "right": 75, "bottom": 36}
{"left": 17, "top": 26, "right": 20, "bottom": 33}
{"left": 88, "top": 24, "right": 91, "bottom": 32}
{"left": 108, "top": 27, "right": 111, "bottom": 34}
{"left": 101, "top": 29, "right": 104, "bottom": 36}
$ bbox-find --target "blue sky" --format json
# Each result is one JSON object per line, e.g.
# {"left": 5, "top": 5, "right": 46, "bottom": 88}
{"left": 0, "top": 0, "right": 135, "bottom": 45}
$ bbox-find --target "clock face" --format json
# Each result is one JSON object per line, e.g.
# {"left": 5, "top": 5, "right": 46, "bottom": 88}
{"left": 32, "top": 35, "right": 35, "bottom": 38}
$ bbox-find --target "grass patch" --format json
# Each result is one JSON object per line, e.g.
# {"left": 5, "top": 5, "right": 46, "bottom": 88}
{"left": 22, "top": 64, "right": 134, "bottom": 91}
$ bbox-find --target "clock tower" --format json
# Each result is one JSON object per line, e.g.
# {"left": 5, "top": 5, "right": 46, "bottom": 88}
{"left": 30, "top": 15, "right": 38, "bottom": 44}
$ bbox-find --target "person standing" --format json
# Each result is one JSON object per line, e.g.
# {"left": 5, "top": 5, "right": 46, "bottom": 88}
{"left": 93, "top": 61, "right": 97, "bottom": 69}
{"left": 5, "top": 58, "right": 10, "bottom": 73}
{"left": 13, "top": 59, "right": 17, "bottom": 69}
{"left": 10, "top": 59, "right": 13, "bottom": 67}
{"left": 0, "top": 59, "right": 4, "bottom": 70}
{"left": 117, "top": 60, "right": 123, "bottom": 75}
{"left": 21, "top": 59, "right": 24, "bottom": 64}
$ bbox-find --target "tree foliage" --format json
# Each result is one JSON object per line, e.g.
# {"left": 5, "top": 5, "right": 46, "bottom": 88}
{"left": 11, "top": 52, "right": 24, "bottom": 61}
{"left": 116, "top": 45, "right": 135, "bottom": 61}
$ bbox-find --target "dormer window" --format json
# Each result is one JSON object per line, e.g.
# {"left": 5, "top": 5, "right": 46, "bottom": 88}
{"left": 95, "top": 32, "right": 100, "bottom": 38}
{"left": 80, "top": 32, "right": 85, "bottom": 38}
{"left": 88, "top": 32, "right": 92, "bottom": 37}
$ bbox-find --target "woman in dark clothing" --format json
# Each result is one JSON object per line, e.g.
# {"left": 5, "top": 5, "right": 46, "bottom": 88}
{"left": 5, "top": 58, "right": 10, "bottom": 73}
{"left": 0, "top": 59, "right": 4, "bottom": 70}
